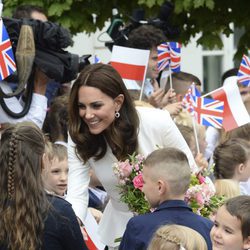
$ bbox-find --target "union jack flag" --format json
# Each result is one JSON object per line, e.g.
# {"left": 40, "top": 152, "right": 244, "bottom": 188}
{"left": 237, "top": 54, "right": 250, "bottom": 86}
{"left": 190, "top": 82, "right": 201, "bottom": 97}
{"left": 0, "top": 19, "right": 16, "bottom": 81}
{"left": 182, "top": 83, "right": 201, "bottom": 115}
{"left": 157, "top": 42, "right": 170, "bottom": 71}
{"left": 94, "top": 55, "right": 101, "bottom": 64}
{"left": 169, "top": 42, "right": 181, "bottom": 73}
{"left": 193, "top": 96, "right": 224, "bottom": 129}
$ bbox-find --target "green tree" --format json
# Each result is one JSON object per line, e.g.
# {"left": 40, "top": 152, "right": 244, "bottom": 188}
{"left": 2, "top": 0, "right": 250, "bottom": 59}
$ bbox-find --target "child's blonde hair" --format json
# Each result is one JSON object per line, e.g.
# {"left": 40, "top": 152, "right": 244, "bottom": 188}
{"left": 148, "top": 224, "right": 207, "bottom": 250}
{"left": 144, "top": 148, "right": 191, "bottom": 196}
{"left": 45, "top": 141, "right": 67, "bottom": 163}
{"left": 214, "top": 179, "right": 240, "bottom": 199}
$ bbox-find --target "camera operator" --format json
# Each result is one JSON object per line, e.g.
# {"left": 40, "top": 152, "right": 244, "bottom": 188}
{"left": 0, "top": 5, "right": 52, "bottom": 128}
{"left": 12, "top": 5, "right": 70, "bottom": 106}
{"left": 0, "top": 68, "right": 49, "bottom": 128}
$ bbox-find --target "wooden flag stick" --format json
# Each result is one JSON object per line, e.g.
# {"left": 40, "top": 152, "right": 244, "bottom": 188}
{"left": 192, "top": 116, "right": 200, "bottom": 155}
{"left": 169, "top": 67, "right": 173, "bottom": 90}
{"left": 0, "top": 0, "right": 3, "bottom": 18}
{"left": 139, "top": 79, "right": 146, "bottom": 101}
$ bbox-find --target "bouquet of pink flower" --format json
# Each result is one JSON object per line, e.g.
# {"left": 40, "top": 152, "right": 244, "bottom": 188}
{"left": 185, "top": 173, "right": 225, "bottom": 218}
{"left": 113, "top": 153, "right": 150, "bottom": 215}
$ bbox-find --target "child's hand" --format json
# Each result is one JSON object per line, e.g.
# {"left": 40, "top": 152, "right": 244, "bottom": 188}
{"left": 148, "top": 88, "right": 177, "bottom": 109}
{"left": 163, "top": 102, "right": 182, "bottom": 116}
{"left": 148, "top": 88, "right": 166, "bottom": 108}
{"left": 167, "top": 88, "right": 177, "bottom": 104}
{"left": 195, "top": 153, "right": 208, "bottom": 173}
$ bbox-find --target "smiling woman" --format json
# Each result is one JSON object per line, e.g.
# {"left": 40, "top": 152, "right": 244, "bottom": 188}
{"left": 77, "top": 85, "right": 124, "bottom": 136}
{"left": 66, "top": 63, "right": 197, "bottom": 248}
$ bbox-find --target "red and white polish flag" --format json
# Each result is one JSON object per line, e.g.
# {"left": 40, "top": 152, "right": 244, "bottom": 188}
{"left": 110, "top": 45, "right": 150, "bottom": 82}
{"left": 206, "top": 76, "right": 250, "bottom": 131}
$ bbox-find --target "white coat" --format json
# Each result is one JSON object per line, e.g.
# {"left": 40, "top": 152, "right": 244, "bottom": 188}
{"left": 66, "top": 106, "right": 197, "bottom": 247}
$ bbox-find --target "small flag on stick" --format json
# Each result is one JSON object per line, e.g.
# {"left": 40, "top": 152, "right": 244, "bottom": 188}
{"left": 169, "top": 42, "right": 181, "bottom": 73}
{"left": 237, "top": 54, "right": 250, "bottom": 86}
{"left": 204, "top": 76, "right": 250, "bottom": 131}
{"left": 157, "top": 41, "right": 181, "bottom": 73}
{"left": 157, "top": 42, "right": 170, "bottom": 71}
{"left": 110, "top": 45, "right": 149, "bottom": 82}
{"left": 193, "top": 96, "right": 224, "bottom": 129}
{"left": 0, "top": 19, "right": 16, "bottom": 81}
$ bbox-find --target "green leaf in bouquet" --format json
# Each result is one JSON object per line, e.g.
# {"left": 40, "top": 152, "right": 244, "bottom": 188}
{"left": 190, "top": 174, "right": 200, "bottom": 186}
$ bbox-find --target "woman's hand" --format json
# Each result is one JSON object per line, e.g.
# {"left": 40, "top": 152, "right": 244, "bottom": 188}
{"left": 88, "top": 207, "right": 103, "bottom": 224}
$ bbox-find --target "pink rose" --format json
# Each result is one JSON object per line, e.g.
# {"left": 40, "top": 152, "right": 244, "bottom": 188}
{"left": 197, "top": 174, "right": 206, "bottom": 184}
{"left": 134, "top": 163, "right": 140, "bottom": 171}
{"left": 133, "top": 174, "right": 144, "bottom": 190}
{"left": 119, "top": 160, "right": 133, "bottom": 178}
{"left": 202, "top": 183, "right": 214, "bottom": 199}
{"left": 196, "top": 193, "right": 205, "bottom": 206}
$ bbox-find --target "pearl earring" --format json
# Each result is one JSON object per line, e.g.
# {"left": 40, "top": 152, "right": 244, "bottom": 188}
{"left": 115, "top": 111, "right": 120, "bottom": 118}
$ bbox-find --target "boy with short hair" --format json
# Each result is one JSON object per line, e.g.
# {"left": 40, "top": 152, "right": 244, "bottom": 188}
{"left": 119, "top": 147, "right": 213, "bottom": 250}
{"left": 42, "top": 142, "right": 68, "bottom": 197}
{"left": 165, "top": 71, "right": 202, "bottom": 101}
{"left": 210, "top": 195, "right": 250, "bottom": 250}
{"left": 42, "top": 142, "right": 104, "bottom": 224}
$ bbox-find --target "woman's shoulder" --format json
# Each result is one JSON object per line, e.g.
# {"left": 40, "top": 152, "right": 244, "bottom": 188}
{"left": 135, "top": 107, "right": 175, "bottom": 137}
{"left": 136, "top": 106, "right": 171, "bottom": 121}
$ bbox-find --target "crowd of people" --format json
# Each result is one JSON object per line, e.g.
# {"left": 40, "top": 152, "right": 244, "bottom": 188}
{"left": 0, "top": 4, "right": 250, "bottom": 250}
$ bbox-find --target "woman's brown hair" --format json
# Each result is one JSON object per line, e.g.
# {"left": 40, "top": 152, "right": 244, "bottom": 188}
{"left": 68, "top": 63, "right": 139, "bottom": 162}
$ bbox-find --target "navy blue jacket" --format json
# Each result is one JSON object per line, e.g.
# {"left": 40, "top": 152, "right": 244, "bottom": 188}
{"left": 0, "top": 195, "right": 88, "bottom": 250}
{"left": 43, "top": 195, "right": 88, "bottom": 250}
{"left": 88, "top": 188, "right": 103, "bottom": 210}
{"left": 119, "top": 200, "right": 213, "bottom": 250}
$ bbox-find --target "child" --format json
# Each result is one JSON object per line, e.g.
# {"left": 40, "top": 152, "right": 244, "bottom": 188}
{"left": 176, "top": 123, "right": 208, "bottom": 172}
{"left": 42, "top": 141, "right": 103, "bottom": 223}
{"left": 210, "top": 195, "right": 250, "bottom": 250}
{"left": 148, "top": 224, "right": 208, "bottom": 250}
{"left": 175, "top": 120, "right": 207, "bottom": 157}
{"left": 213, "top": 138, "right": 250, "bottom": 195}
{"left": 0, "top": 122, "right": 87, "bottom": 250}
{"left": 119, "top": 147, "right": 213, "bottom": 250}
{"left": 42, "top": 142, "right": 68, "bottom": 197}
{"left": 221, "top": 123, "right": 250, "bottom": 195}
